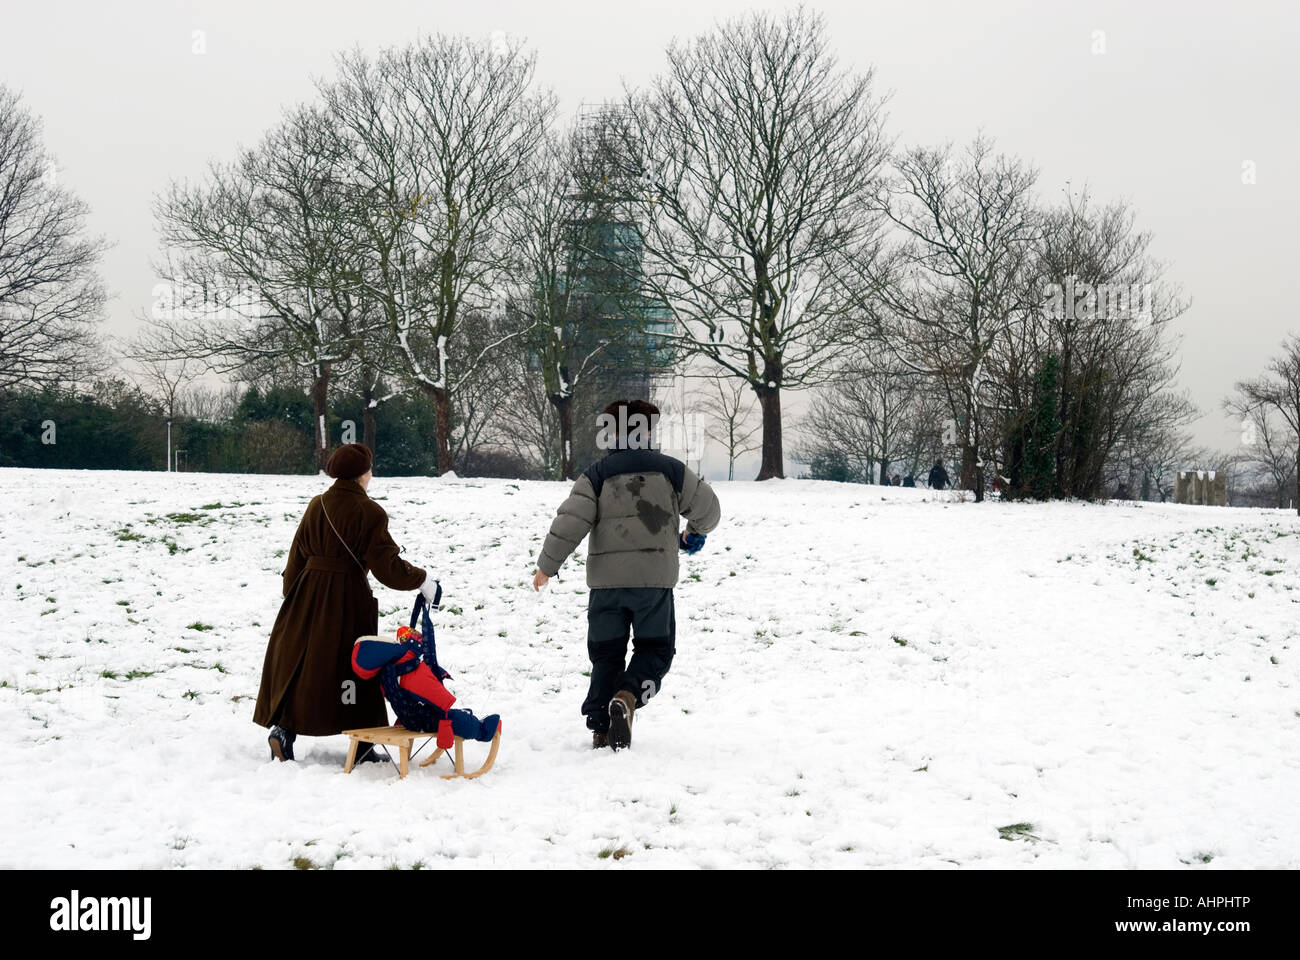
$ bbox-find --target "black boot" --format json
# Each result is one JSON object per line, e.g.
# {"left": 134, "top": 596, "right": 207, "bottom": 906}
{"left": 353, "top": 741, "right": 391, "bottom": 764}
{"left": 268, "top": 725, "right": 295, "bottom": 762}
{"left": 608, "top": 690, "right": 636, "bottom": 751}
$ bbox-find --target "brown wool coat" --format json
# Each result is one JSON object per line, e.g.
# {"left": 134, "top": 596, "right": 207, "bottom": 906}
{"left": 252, "top": 478, "right": 426, "bottom": 736}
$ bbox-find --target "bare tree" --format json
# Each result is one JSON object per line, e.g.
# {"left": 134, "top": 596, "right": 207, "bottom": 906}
{"left": 0, "top": 85, "right": 107, "bottom": 388}
{"left": 866, "top": 136, "right": 1040, "bottom": 502}
{"left": 122, "top": 324, "right": 202, "bottom": 423}
{"left": 615, "top": 7, "right": 890, "bottom": 479}
{"left": 1024, "top": 187, "right": 1188, "bottom": 499}
{"left": 799, "top": 351, "right": 933, "bottom": 484}
{"left": 178, "top": 381, "right": 241, "bottom": 422}
{"left": 1235, "top": 335, "right": 1300, "bottom": 515}
{"left": 1228, "top": 366, "right": 1300, "bottom": 510}
{"left": 695, "top": 376, "right": 761, "bottom": 480}
{"left": 502, "top": 123, "right": 630, "bottom": 478}
{"left": 148, "top": 104, "right": 372, "bottom": 471}
{"left": 323, "top": 34, "right": 555, "bottom": 474}
{"left": 1102, "top": 392, "right": 1198, "bottom": 501}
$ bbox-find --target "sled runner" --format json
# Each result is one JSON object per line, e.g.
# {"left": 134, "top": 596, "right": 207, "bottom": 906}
{"left": 347, "top": 586, "right": 503, "bottom": 780}
{"left": 420, "top": 725, "right": 502, "bottom": 779}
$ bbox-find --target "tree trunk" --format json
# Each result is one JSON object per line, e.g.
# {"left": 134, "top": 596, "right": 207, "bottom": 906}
{"left": 754, "top": 384, "right": 784, "bottom": 480}
{"left": 1054, "top": 344, "right": 1072, "bottom": 499}
{"left": 311, "top": 360, "right": 331, "bottom": 473}
{"left": 433, "top": 386, "right": 453, "bottom": 475}
{"left": 418, "top": 382, "right": 454, "bottom": 475}
{"left": 961, "top": 441, "right": 983, "bottom": 502}
{"left": 364, "top": 405, "right": 377, "bottom": 456}
{"left": 360, "top": 366, "right": 378, "bottom": 456}
{"left": 879, "top": 458, "right": 891, "bottom": 485}
{"left": 551, "top": 394, "right": 574, "bottom": 480}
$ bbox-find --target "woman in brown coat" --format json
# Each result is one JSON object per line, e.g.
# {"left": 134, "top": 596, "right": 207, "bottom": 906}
{"left": 253, "top": 443, "right": 438, "bottom": 761}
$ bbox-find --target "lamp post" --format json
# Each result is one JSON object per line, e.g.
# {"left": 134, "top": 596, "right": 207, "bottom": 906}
{"left": 166, "top": 420, "right": 172, "bottom": 472}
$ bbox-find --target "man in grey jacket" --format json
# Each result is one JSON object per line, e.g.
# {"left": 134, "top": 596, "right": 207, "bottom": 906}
{"left": 532, "top": 399, "right": 722, "bottom": 750}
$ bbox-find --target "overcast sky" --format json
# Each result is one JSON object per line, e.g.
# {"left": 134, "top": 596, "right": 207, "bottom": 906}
{"left": 2, "top": 0, "right": 1296, "bottom": 474}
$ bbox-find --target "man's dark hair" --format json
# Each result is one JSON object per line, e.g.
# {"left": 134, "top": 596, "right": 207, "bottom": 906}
{"left": 596, "top": 398, "right": 661, "bottom": 451}
{"left": 602, "top": 398, "right": 660, "bottom": 421}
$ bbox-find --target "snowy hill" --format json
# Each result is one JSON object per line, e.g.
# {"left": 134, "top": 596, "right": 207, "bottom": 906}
{"left": 2, "top": 468, "right": 1298, "bottom": 868}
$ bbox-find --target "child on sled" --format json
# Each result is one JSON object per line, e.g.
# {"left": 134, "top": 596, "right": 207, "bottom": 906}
{"left": 351, "top": 590, "right": 500, "bottom": 757}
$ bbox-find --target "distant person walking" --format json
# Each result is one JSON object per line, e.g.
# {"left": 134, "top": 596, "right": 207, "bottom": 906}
{"left": 928, "top": 460, "right": 949, "bottom": 490}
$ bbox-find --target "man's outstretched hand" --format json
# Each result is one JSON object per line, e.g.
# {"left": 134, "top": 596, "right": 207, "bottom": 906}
{"left": 532, "top": 569, "right": 549, "bottom": 591}
{"left": 680, "top": 530, "right": 707, "bottom": 554}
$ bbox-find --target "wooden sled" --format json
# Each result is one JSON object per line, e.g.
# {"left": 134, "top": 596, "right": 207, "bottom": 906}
{"left": 342, "top": 724, "right": 501, "bottom": 780}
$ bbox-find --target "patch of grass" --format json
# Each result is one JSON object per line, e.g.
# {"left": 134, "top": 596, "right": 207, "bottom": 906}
{"left": 292, "top": 857, "right": 318, "bottom": 870}
{"left": 164, "top": 512, "right": 207, "bottom": 524}
{"left": 997, "top": 822, "right": 1042, "bottom": 842}
{"left": 125, "top": 669, "right": 157, "bottom": 680}
{"left": 187, "top": 622, "right": 214, "bottom": 632}
{"left": 1204, "top": 578, "right": 1217, "bottom": 587}
{"left": 183, "top": 690, "right": 199, "bottom": 700}
{"left": 101, "top": 670, "right": 119, "bottom": 680}
{"left": 892, "top": 635, "right": 907, "bottom": 647}
{"left": 1132, "top": 547, "right": 1153, "bottom": 563}
{"left": 597, "top": 844, "right": 634, "bottom": 861}
{"left": 115, "top": 528, "right": 144, "bottom": 542}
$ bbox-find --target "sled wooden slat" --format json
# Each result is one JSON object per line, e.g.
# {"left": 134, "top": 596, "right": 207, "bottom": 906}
{"left": 341, "top": 725, "right": 433, "bottom": 779}
{"left": 342, "top": 724, "right": 500, "bottom": 780}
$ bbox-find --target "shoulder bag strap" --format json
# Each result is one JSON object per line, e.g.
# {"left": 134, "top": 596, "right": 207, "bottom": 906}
{"left": 320, "top": 496, "right": 368, "bottom": 577}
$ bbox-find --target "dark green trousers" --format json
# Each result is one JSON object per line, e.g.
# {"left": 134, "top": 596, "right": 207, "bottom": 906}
{"left": 582, "top": 588, "right": 676, "bottom": 733}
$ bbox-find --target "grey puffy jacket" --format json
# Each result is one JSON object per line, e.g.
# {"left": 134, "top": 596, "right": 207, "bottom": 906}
{"left": 537, "top": 448, "right": 722, "bottom": 589}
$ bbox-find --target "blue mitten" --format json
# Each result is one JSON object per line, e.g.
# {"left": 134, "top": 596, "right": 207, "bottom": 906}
{"left": 679, "top": 531, "right": 707, "bottom": 554}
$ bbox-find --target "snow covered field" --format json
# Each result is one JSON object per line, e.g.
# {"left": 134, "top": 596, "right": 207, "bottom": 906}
{"left": 2, "top": 467, "right": 1298, "bottom": 869}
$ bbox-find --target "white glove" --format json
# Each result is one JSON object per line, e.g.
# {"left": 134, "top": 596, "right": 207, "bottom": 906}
{"left": 420, "top": 575, "right": 442, "bottom": 608}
